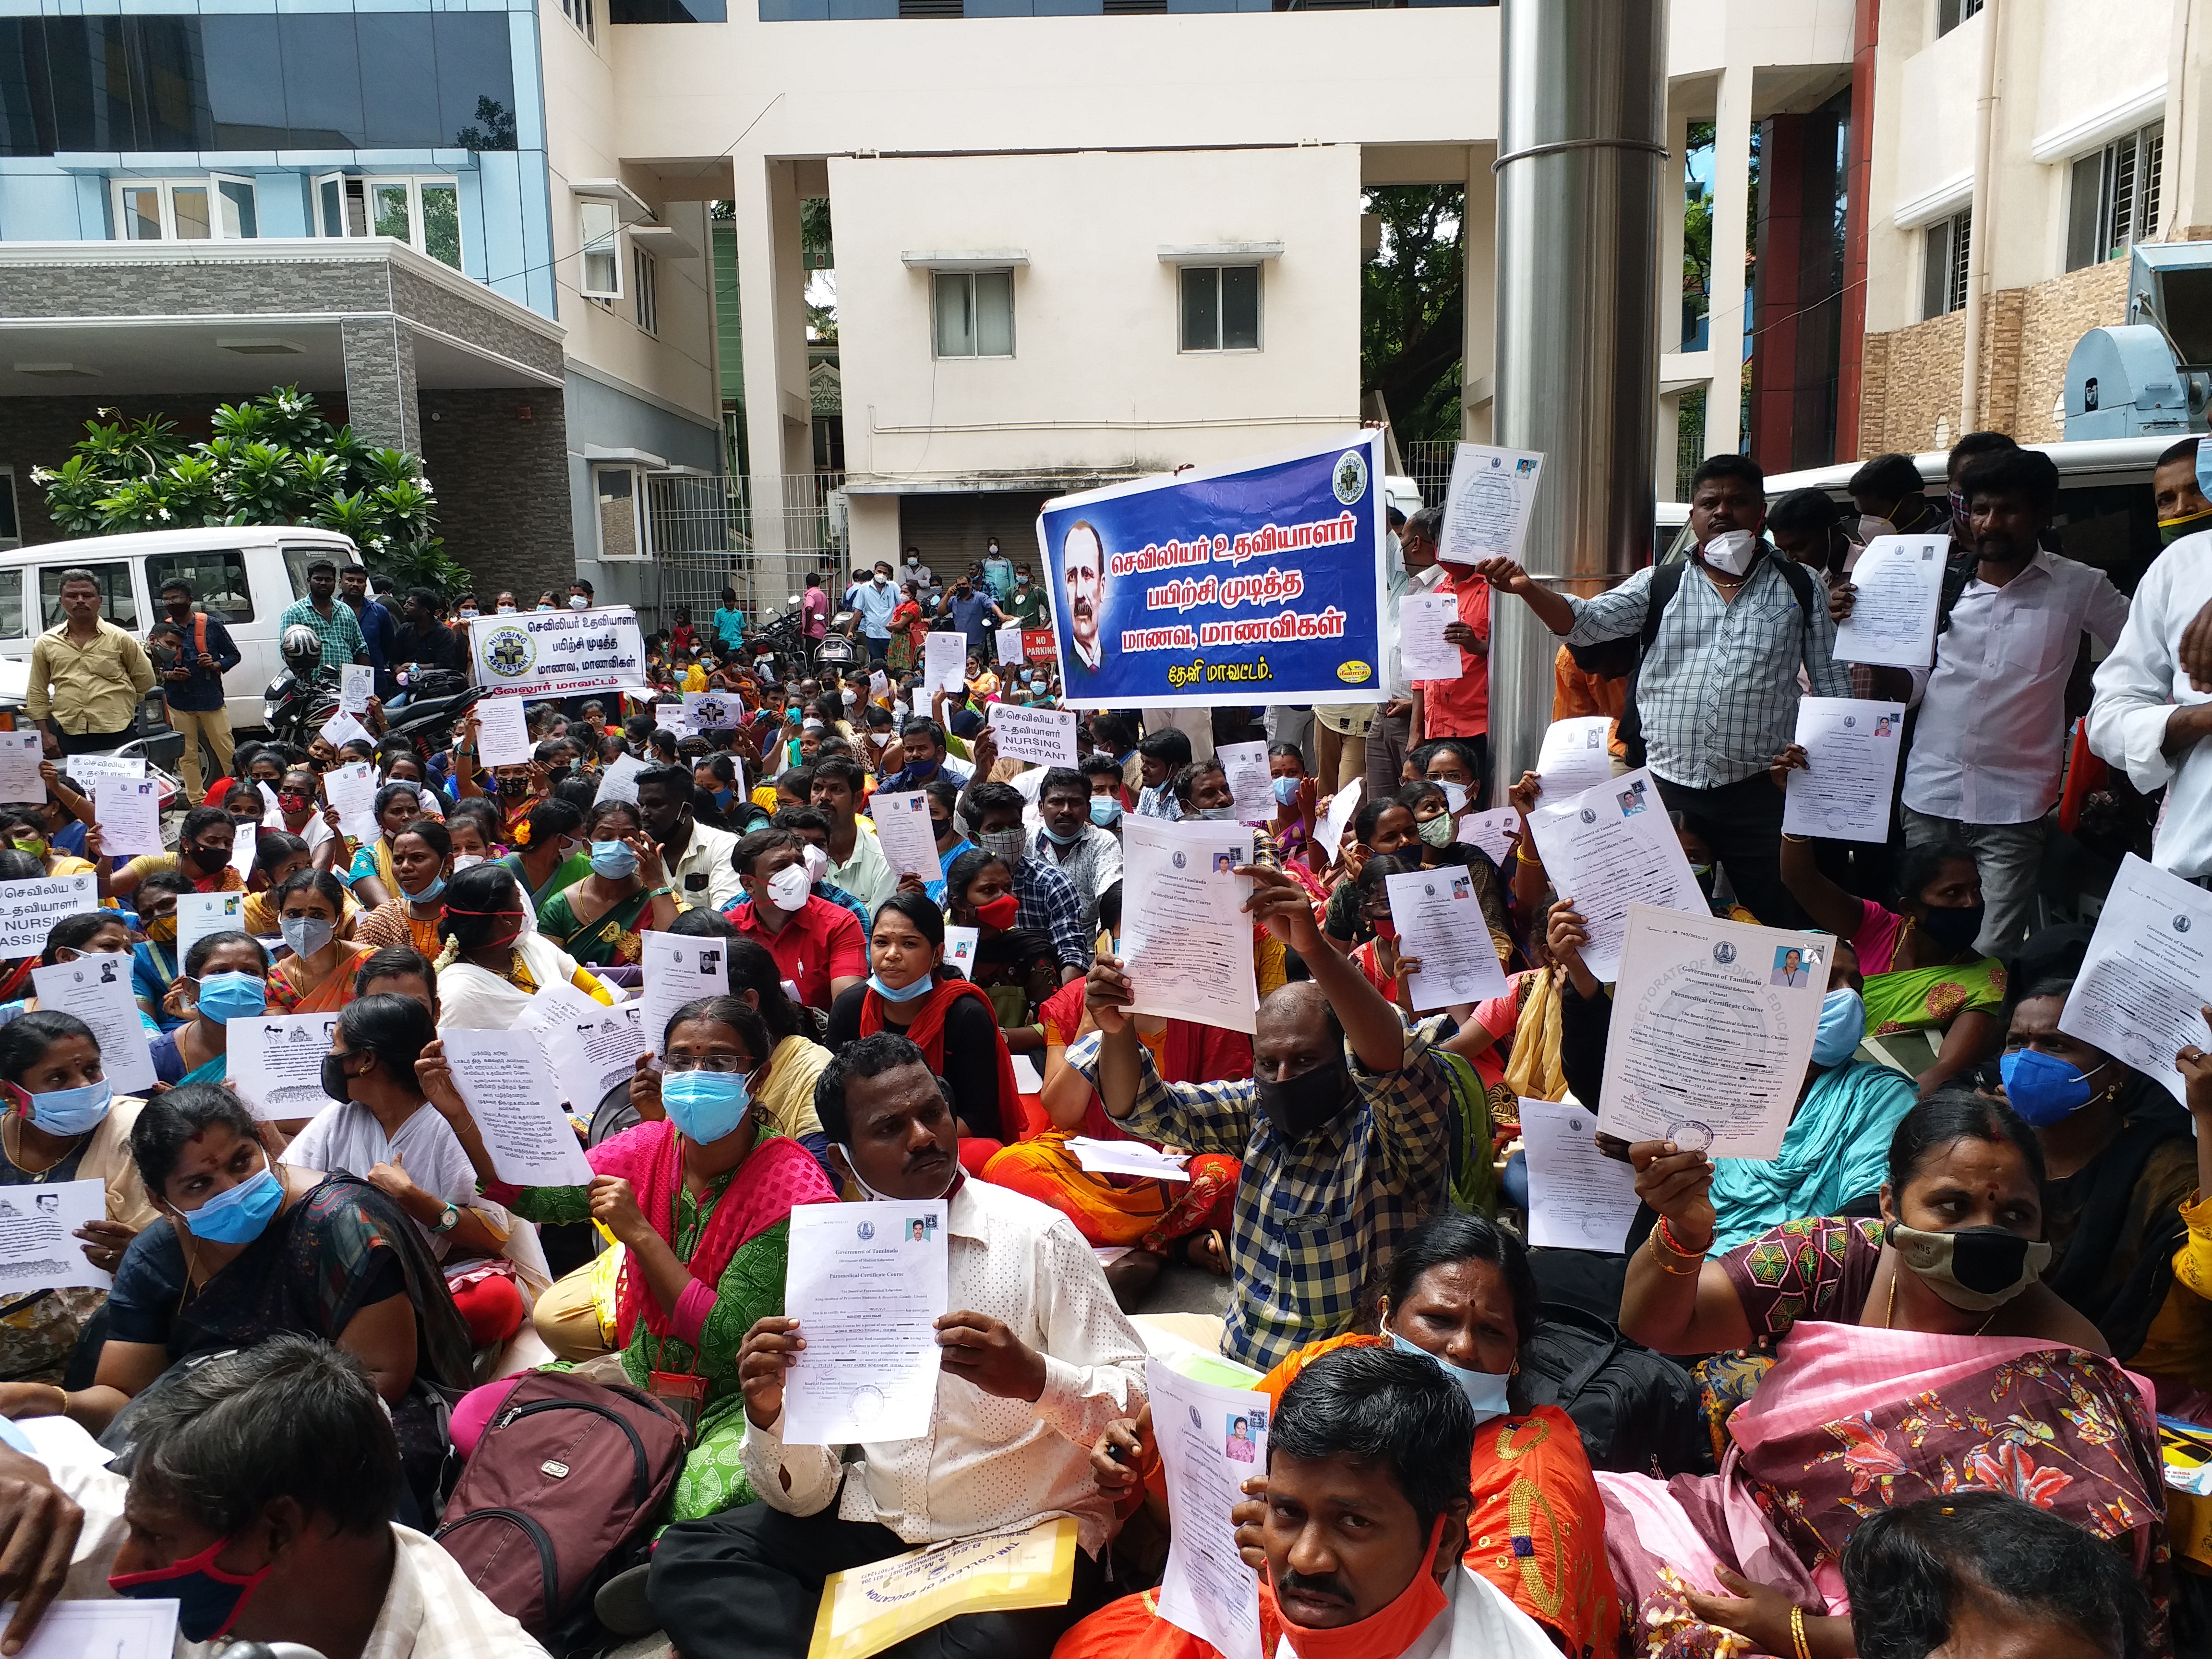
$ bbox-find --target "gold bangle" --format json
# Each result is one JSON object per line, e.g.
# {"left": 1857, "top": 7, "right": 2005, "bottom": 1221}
{"left": 1780, "top": 832, "right": 1812, "bottom": 844}
{"left": 1515, "top": 846, "right": 1543, "bottom": 867}
{"left": 1646, "top": 1234, "right": 1702, "bottom": 1275}
{"left": 1790, "top": 1604, "right": 1811, "bottom": 1659}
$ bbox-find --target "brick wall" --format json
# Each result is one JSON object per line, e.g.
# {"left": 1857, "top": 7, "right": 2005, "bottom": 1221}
{"left": 415, "top": 388, "right": 576, "bottom": 602}
{"left": 1859, "top": 256, "right": 2131, "bottom": 453}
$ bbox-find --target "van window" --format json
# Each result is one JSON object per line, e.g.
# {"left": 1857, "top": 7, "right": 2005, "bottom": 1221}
{"left": 38, "top": 563, "right": 137, "bottom": 630}
{"left": 0, "top": 571, "right": 22, "bottom": 638}
{"left": 282, "top": 545, "right": 357, "bottom": 600}
{"left": 145, "top": 551, "right": 252, "bottom": 622}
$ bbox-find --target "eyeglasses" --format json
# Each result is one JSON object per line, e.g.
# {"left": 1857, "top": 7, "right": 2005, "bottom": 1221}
{"left": 663, "top": 1055, "right": 757, "bottom": 1075}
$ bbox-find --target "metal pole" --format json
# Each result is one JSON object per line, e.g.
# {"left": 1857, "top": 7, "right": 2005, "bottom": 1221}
{"left": 1960, "top": 0, "right": 2000, "bottom": 435}
{"left": 1491, "top": 0, "right": 1667, "bottom": 800}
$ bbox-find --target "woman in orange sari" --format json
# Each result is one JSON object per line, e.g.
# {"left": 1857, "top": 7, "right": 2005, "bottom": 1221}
{"left": 267, "top": 870, "right": 381, "bottom": 1013}
{"left": 1061, "top": 1214, "right": 1620, "bottom": 1659}
{"left": 353, "top": 820, "right": 453, "bottom": 958}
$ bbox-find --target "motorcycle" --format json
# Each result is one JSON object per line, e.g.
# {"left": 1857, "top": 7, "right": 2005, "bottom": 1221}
{"left": 261, "top": 625, "right": 341, "bottom": 749}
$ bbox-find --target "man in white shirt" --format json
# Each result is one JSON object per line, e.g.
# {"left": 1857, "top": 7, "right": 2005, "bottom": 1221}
{"left": 2090, "top": 521, "right": 2212, "bottom": 887}
{"left": 649, "top": 1031, "right": 1147, "bottom": 1659}
{"left": 1369, "top": 504, "right": 1446, "bottom": 805}
{"left": 635, "top": 764, "right": 742, "bottom": 912}
{"left": 1890, "top": 448, "right": 2128, "bottom": 953}
{"left": 6, "top": 1334, "right": 548, "bottom": 1659}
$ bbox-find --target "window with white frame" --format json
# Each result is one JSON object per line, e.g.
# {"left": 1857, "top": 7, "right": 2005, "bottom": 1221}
{"left": 933, "top": 270, "right": 1014, "bottom": 358}
{"left": 1936, "top": 0, "right": 1983, "bottom": 36}
{"left": 594, "top": 465, "right": 643, "bottom": 559}
{"left": 1922, "top": 208, "right": 1970, "bottom": 320}
{"left": 313, "top": 176, "right": 461, "bottom": 269}
{"left": 563, "top": 0, "right": 596, "bottom": 41}
{"left": 112, "top": 177, "right": 257, "bottom": 241}
{"left": 2068, "top": 122, "right": 2163, "bottom": 272}
{"left": 1180, "top": 264, "right": 1262, "bottom": 352}
{"left": 580, "top": 201, "right": 623, "bottom": 300}
{"left": 633, "top": 246, "right": 658, "bottom": 335}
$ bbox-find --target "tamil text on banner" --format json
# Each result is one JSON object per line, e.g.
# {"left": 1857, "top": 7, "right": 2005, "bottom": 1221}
{"left": 1037, "top": 432, "right": 1388, "bottom": 709}
{"left": 467, "top": 606, "right": 649, "bottom": 699}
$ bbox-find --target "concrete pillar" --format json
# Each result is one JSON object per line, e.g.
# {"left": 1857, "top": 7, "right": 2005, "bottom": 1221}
{"left": 733, "top": 155, "right": 813, "bottom": 577}
{"left": 1463, "top": 144, "right": 1498, "bottom": 443}
{"left": 2165, "top": 0, "right": 2212, "bottom": 239}
{"left": 342, "top": 316, "right": 420, "bottom": 453}
{"left": 1656, "top": 388, "right": 1681, "bottom": 505}
{"left": 1704, "top": 63, "right": 1753, "bottom": 461}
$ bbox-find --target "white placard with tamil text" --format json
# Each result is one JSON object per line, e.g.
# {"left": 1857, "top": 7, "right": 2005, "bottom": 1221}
{"left": 996, "top": 624, "right": 1025, "bottom": 666}
{"left": 781, "top": 1198, "right": 949, "bottom": 1445}
{"left": 339, "top": 662, "right": 374, "bottom": 714}
{"left": 1525, "top": 768, "right": 1706, "bottom": 983}
{"left": 1439, "top": 442, "right": 1544, "bottom": 566}
{"left": 683, "top": 690, "right": 742, "bottom": 732}
{"left": 1536, "top": 715, "right": 1618, "bottom": 801}
{"left": 1456, "top": 806, "right": 1520, "bottom": 867}
{"left": 91, "top": 778, "right": 162, "bottom": 857}
{"left": 1153, "top": 1359, "right": 1270, "bottom": 1659}
{"left": 640, "top": 930, "right": 730, "bottom": 1065}
{"left": 986, "top": 701, "right": 1079, "bottom": 769}
{"left": 597, "top": 751, "right": 648, "bottom": 806}
{"left": 1119, "top": 816, "right": 1257, "bottom": 1034}
{"left": 2060, "top": 854, "right": 2212, "bottom": 1105}
{"left": 29, "top": 959, "right": 153, "bottom": 1095}
{"left": 1597, "top": 905, "right": 1828, "bottom": 1159}
{"left": 0, "top": 732, "right": 42, "bottom": 800}
{"left": 517, "top": 982, "right": 647, "bottom": 1111}
{"left": 439, "top": 1027, "right": 595, "bottom": 1185}
{"left": 1383, "top": 866, "right": 1510, "bottom": 1011}
{"left": 0, "top": 1177, "right": 109, "bottom": 1292}
{"left": 1832, "top": 534, "right": 1948, "bottom": 670}
{"left": 58, "top": 753, "right": 144, "bottom": 789}
{"left": 869, "top": 790, "right": 942, "bottom": 882}
{"left": 1397, "top": 590, "right": 1464, "bottom": 682}
{"left": 226, "top": 1012, "right": 343, "bottom": 1121}
{"left": 1781, "top": 697, "right": 1907, "bottom": 843}
{"left": 0, "top": 874, "right": 96, "bottom": 962}
{"left": 324, "top": 760, "right": 380, "bottom": 845}
{"left": 1519, "top": 1096, "right": 1642, "bottom": 1251}
{"left": 319, "top": 709, "right": 373, "bottom": 751}
{"left": 1214, "top": 739, "right": 1275, "bottom": 826}
{"left": 174, "top": 890, "right": 246, "bottom": 962}
{"left": 474, "top": 694, "right": 534, "bottom": 769}
{"left": 923, "top": 629, "right": 968, "bottom": 696}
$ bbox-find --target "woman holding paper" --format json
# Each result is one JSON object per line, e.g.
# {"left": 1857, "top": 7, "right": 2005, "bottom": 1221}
{"left": 0, "top": 1010, "right": 159, "bottom": 1384}
{"left": 240, "top": 831, "right": 361, "bottom": 943}
{"left": 104, "top": 805, "right": 241, "bottom": 905}
{"left": 1776, "top": 827, "right": 2003, "bottom": 1094}
{"left": 267, "top": 870, "right": 381, "bottom": 1015}
{"left": 344, "top": 781, "right": 431, "bottom": 911}
{"left": 356, "top": 819, "right": 460, "bottom": 959}
{"left": 535, "top": 800, "right": 680, "bottom": 967}
{"left": 432, "top": 864, "right": 614, "bottom": 1029}
{"left": 149, "top": 932, "right": 270, "bottom": 1086}
{"left": 1609, "top": 1090, "right": 2162, "bottom": 1658}
{"left": 433, "top": 993, "right": 838, "bottom": 1520}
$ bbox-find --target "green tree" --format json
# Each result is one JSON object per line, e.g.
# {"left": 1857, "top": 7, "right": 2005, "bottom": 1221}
{"left": 34, "top": 386, "right": 470, "bottom": 596}
{"left": 1361, "top": 185, "right": 1465, "bottom": 448}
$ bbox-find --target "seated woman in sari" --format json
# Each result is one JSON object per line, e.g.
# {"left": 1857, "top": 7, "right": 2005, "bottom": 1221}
{"left": 718, "top": 929, "right": 832, "bottom": 1161}
{"left": 23, "top": 911, "right": 160, "bottom": 1037}
{"left": 1319, "top": 797, "right": 1419, "bottom": 951}
{"left": 240, "top": 831, "right": 361, "bottom": 945}
{"left": 1611, "top": 1090, "right": 2167, "bottom": 1659}
{"left": 263, "top": 765, "right": 343, "bottom": 875}
{"left": 1999, "top": 943, "right": 2212, "bottom": 1403}
{"left": 130, "top": 870, "right": 191, "bottom": 1031}
{"left": 441, "top": 994, "right": 838, "bottom": 1520}
{"left": 1778, "top": 815, "right": 2004, "bottom": 1095}
{"left": 355, "top": 819, "right": 456, "bottom": 959}
{"left": 488, "top": 796, "right": 589, "bottom": 915}
{"left": 0, "top": 1012, "right": 159, "bottom": 1390}
{"left": 1071, "top": 1214, "right": 1619, "bottom": 1659}
{"left": 345, "top": 782, "right": 434, "bottom": 910}
{"left": 0, "top": 803, "right": 95, "bottom": 880}
{"left": 444, "top": 798, "right": 504, "bottom": 864}
{"left": 940, "top": 849, "right": 1060, "bottom": 1047}
{"left": 824, "top": 893, "right": 1019, "bottom": 1175}
{"left": 536, "top": 799, "right": 680, "bottom": 966}
{"left": 1551, "top": 906, "right": 1920, "bottom": 1253}
{"left": 149, "top": 931, "right": 271, "bottom": 1086}
{"left": 3, "top": 1082, "right": 472, "bottom": 1513}
{"left": 105, "top": 805, "right": 242, "bottom": 907}
{"left": 267, "top": 870, "right": 381, "bottom": 1014}
{"left": 433, "top": 862, "right": 613, "bottom": 1030}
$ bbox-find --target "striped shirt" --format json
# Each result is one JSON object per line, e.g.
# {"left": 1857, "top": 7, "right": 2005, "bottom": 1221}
{"left": 1071, "top": 1016, "right": 1457, "bottom": 1370}
{"left": 1563, "top": 552, "right": 1848, "bottom": 790}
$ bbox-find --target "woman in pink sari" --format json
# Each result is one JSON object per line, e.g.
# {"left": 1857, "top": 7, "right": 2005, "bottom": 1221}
{"left": 1611, "top": 1089, "right": 2170, "bottom": 1658}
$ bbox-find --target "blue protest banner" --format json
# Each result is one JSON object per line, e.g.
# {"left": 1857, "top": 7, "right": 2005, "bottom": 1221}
{"left": 1036, "top": 432, "right": 1388, "bottom": 709}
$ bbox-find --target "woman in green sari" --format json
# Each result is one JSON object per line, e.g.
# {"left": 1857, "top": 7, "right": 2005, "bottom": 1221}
{"left": 493, "top": 798, "right": 589, "bottom": 916}
{"left": 1778, "top": 830, "right": 2004, "bottom": 1095}
{"left": 429, "top": 995, "right": 838, "bottom": 1520}
{"left": 537, "top": 800, "right": 682, "bottom": 966}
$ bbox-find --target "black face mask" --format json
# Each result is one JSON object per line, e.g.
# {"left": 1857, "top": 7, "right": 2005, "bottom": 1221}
{"left": 1254, "top": 1058, "right": 1353, "bottom": 1141}
{"left": 1917, "top": 903, "right": 1985, "bottom": 953}
{"left": 187, "top": 843, "right": 232, "bottom": 872}
{"left": 321, "top": 1052, "right": 360, "bottom": 1105}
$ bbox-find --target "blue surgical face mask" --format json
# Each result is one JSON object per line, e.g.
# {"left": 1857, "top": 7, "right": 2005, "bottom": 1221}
{"left": 869, "top": 970, "right": 936, "bottom": 1003}
{"left": 181, "top": 1164, "right": 284, "bottom": 1244}
{"left": 590, "top": 839, "right": 639, "bottom": 879}
{"left": 402, "top": 869, "right": 446, "bottom": 903}
{"left": 24, "top": 1077, "right": 113, "bottom": 1137}
{"left": 1272, "top": 776, "right": 1299, "bottom": 806}
{"left": 1042, "top": 820, "right": 1084, "bottom": 845}
{"left": 1811, "top": 987, "right": 1866, "bottom": 1067}
{"left": 2000, "top": 1047, "right": 2112, "bottom": 1127}
{"left": 1387, "top": 1331, "right": 1512, "bottom": 1427}
{"left": 712, "top": 787, "right": 735, "bottom": 809}
{"left": 661, "top": 1068, "right": 752, "bottom": 1144}
{"left": 193, "top": 971, "right": 267, "bottom": 1026}
{"left": 1089, "top": 795, "right": 1123, "bottom": 828}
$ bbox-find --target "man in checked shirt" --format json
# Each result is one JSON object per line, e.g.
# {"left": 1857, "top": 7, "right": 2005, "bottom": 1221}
{"left": 1079, "top": 865, "right": 1486, "bottom": 1371}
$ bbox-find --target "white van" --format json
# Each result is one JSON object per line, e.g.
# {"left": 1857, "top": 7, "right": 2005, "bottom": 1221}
{"left": 0, "top": 526, "right": 365, "bottom": 734}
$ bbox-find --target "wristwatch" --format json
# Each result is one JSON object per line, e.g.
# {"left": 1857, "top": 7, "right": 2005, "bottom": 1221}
{"left": 432, "top": 1201, "right": 461, "bottom": 1234}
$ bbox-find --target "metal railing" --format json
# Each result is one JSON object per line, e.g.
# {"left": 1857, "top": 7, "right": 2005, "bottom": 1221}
{"left": 643, "top": 471, "right": 846, "bottom": 633}
{"left": 1401, "top": 441, "right": 1456, "bottom": 508}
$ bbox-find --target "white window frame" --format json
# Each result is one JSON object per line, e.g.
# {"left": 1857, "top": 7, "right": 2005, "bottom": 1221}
{"left": 1923, "top": 208, "right": 1971, "bottom": 320}
{"left": 2067, "top": 122, "right": 2164, "bottom": 272}
{"left": 110, "top": 176, "right": 258, "bottom": 242}
{"left": 580, "top": 200, "right": 624, "bottom": 301}
{"left": 563, "top": 0, "right": 596, "bottom": 41}
{"left": 312, "top": 174, "right": 462, "bottom": 268}
{"left": 592, "top": 464, "right": 646, "bottom": 560}
{"left": 931, "top": 269, "right": 1015, "bottom": 360}
{"left": 633, "top": 244, "right": 659, "bottom": 336}
{"left": 1179, "top": 263, "right": 1264, "bottom": 354}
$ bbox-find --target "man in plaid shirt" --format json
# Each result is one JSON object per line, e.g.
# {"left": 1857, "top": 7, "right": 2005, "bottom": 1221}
{"left": 1078, "top": 865, "right": 1466, "bottom": 1371}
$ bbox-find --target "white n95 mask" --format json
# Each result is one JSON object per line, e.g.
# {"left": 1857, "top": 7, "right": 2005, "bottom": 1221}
{"left": 1701, "top": 529, "right": 1758, "bottom": 577}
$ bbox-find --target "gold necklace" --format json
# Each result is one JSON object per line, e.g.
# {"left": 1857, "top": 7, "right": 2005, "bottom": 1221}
{"left": 1, "top": 1113, "right": 80, "bottom": 1179}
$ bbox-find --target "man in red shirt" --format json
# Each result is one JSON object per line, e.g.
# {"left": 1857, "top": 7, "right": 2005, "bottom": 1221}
{"left": 722, "top": 828, "right": 866, "bottom": 1010}
{"left": 800, "top": 573, "right": 830, "bottom": 657}
{"left": 1410, "top": 531, "right": 1491, "bottom": 802}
